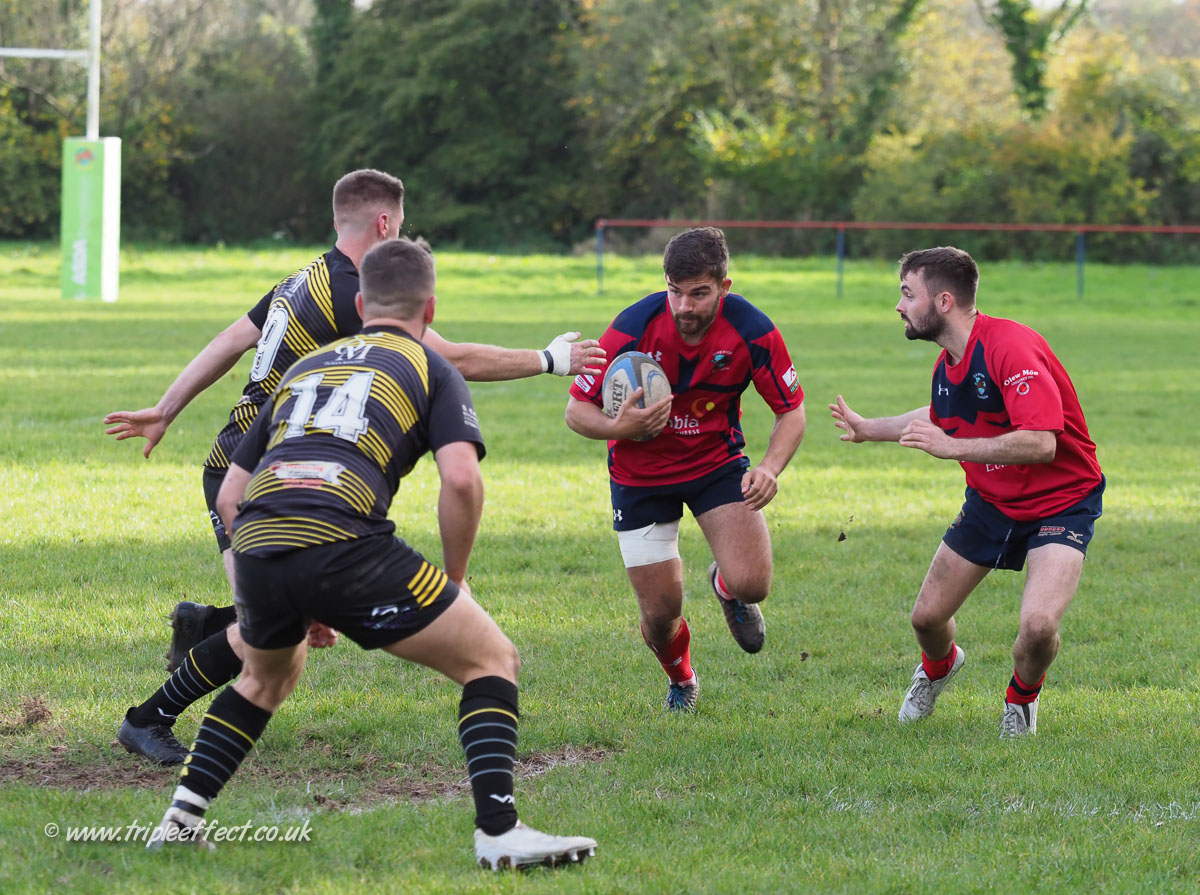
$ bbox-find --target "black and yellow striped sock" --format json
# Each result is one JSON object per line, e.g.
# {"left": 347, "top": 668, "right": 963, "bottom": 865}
{"left": 458, "top": 676, "right": 519, "bottom": 836}
{"left": 127, "top": 629, "right": 243, "bottom": 727}
{"left": 178, "top": 686, "right": 271, "bottom": 803}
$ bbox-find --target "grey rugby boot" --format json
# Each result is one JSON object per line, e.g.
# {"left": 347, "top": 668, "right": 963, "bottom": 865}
{"left": 999, "top": 697, "right": 1039, "bottom": 738}
{"left": 708, "top": 562, "right": 765, "bottom": 653}
{"left": 897, "top": 645, "right": 965, "bottom": 723}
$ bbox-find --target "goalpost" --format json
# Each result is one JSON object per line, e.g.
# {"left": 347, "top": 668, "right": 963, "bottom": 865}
{"left": 0, "top": 0, "right": 120, "bottom": 302}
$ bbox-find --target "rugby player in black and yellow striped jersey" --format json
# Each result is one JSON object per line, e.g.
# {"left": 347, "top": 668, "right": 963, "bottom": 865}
{"left": 147, "top": 238, "right": 597, "bottom": 869}
{"left": 105, "top": 169, "right": 604, "bottom": 766}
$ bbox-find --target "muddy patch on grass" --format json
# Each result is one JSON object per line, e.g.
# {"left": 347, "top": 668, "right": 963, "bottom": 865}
{"left": 0, "top": 697, "right": 54, "bottom": 735}
{"left": 0, "top": 743, "right": 612, "bottom": 810}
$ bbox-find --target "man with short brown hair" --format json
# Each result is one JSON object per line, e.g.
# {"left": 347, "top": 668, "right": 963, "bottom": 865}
{"left": 832, "top": 246, "right": 1104, "bottom": 737}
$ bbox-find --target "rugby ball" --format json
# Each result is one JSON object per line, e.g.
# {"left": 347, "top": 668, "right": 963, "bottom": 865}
{"left": 602, "top": 351, "right": 672, "bottom": 438}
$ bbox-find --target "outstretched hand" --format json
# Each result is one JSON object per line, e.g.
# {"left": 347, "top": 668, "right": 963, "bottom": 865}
{"left": 104, "top": 407, "right": 168, "bottom": 458}
{"left": 545, "top": 332, "right": 607, "bottom": 376}
{"left": 829, "top": 395, "right": 866, "bottom": 443}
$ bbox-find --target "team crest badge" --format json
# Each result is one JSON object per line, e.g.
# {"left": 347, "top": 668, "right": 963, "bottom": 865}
{"left": 972, "top": 372, "right": 989, "bottom": 399}
{"left": 711, "top": 351, "right": 731, "bottom": 369}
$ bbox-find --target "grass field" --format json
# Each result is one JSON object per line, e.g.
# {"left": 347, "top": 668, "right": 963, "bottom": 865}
{"left": 1, "top": 242, "right": 1198, "bottom": 894}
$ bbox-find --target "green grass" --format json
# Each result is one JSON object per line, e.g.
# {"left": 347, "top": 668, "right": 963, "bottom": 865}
{"left": 2, "top": 242, "right": 1199, "bottom": 893}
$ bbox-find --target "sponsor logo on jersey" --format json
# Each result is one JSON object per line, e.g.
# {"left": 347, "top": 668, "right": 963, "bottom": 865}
{"left": 783, "top": 365, "right": 799, "bottom": 394}
{"left": 1003, "top": 369, "right": 1040, "bottom": 387}
{"left": 984, "top": 463, "right": 1008, "bottom": 472}
{"left": 270, "top": 461, "right": 345, "bottom": 486}
{"left": 462, "top": 404, "right": 480, "bottom": 430}
{"left": 334, "top": 338, "right": 372, "bottom": 363}
{"left": 669, "top": 413, "right": 702, "bottom": 435}
{"left": 1067, "top": 530, "right": 1085, "bottom": 544}
{"left": 1038, "top": 525, "right": 1066, "bottom": 537}
{"left": 574, "top": 374, "right": 595, "bottom": 391}
{"left": 690, "top": 397, "right": 717, "bottom": 419}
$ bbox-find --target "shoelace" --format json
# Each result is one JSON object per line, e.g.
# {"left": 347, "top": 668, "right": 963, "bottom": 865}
{"left": 999, "top": 706, "right": 1026, "bottom": 737}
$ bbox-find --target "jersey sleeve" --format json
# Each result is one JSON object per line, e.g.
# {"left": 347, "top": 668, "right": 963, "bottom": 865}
{"left": 229, "top": 396, "right": 275, "bottom": 471}
{"left": 749, "top": 327, "right": 804, "bottom": 413}
{"left": 986, "top": 328, "right": 1064, "bottom": 432}
{"left": 427, "top": 360, "right": 486, "bottom": 460}
{"left": 246, "top": 287, "right": 278, "bottom": 329}
{"left": 568, "top": 323, "right": 626, "bottom": 405}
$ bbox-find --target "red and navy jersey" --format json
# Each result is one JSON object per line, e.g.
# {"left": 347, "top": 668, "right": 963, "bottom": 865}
{"left": 228, "top": 326, "right": 485, "bottom": 556}
{"left": 929, "top": 313, "right": 1101, "bottom": 521}
{"left": 570, "top": 291, "right": 803, "bottom": 486}
{"left": 204, "top": 246, "right": 362, "bottom": 470}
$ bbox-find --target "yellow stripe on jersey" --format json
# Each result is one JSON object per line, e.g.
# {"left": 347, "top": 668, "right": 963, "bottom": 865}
{"left": 357, "top": 428, "right": 393, "bottom": 467}
{"left": 372, "top": 333, "right": 429, "bottom": 393}
{"left": 279, "top": 297, "right": 320, "bottom": 356}
{"left": 309, "top": 258, "right": 336, "bottom": 329}
{"left": 206, "top": 442, "right": 229, "bottom": 467}
{"left": 232, "top": 401, "right": 258, "bottom": 433}
{"left": 232, "top": 517, "right": 355, "bottom": 551}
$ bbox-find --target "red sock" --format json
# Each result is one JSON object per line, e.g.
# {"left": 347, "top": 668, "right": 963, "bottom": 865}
{"left": 715, "top": 571, "right": 732, "bottom": 600}
{"left": 647, "top": 618, "right": 695, "bottom": 684}
{"left": 1006, "top": 670, "right": 1044, "bottom": 705}
{"left": 921, "top": 643, "right": 958, "bottom": 681}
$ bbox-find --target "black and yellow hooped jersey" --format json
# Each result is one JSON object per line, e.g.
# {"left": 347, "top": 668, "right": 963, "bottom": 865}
{"left": 228, "top": 325, "right": 485, "bottom": 556}
{"left": 203, "top": 246, "right": 362, "bottom": 470}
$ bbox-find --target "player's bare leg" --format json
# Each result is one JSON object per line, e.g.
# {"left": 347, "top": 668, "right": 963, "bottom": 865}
{"left": 898, "top": 543, "right": 989, "bottom": 722}
{"left": 696, "top": 502, "right": 771, "bottom": 652}
{"left": 385, "top": 592, "right": 596, "bottom": 869}
{"left": 1001, "top": 543, "right": 1084, "bottom": 737}
{"left": 625, "top": 558, "right": 696, "bottom": 710}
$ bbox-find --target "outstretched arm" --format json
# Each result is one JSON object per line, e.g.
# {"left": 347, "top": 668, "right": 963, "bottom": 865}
{"left": 104, "top": 315, "right": 262, "bottom": 457}
{"left": 741, "top": 402, "right": 807, "bottom": 511}
{"left": 899, "top": 420, "right": 1057, "bottom": 464}
{"left": 422, "top": 327, "right": 605, "bottom": 382}
{"left": 830, "top": 395, "right": 930, "bottom": 444}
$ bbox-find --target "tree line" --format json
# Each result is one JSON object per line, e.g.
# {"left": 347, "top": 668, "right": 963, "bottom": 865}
{"left": 1, "top": 0, "right": 1197, "bottom": 260}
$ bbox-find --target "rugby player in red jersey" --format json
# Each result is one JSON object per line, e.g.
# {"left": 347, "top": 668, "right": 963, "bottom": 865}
{"left": 566, "top": 228, "right": 806, "bottom": 712}
{"left": 831, "top": 246, "right": 1104, "bottom": 737}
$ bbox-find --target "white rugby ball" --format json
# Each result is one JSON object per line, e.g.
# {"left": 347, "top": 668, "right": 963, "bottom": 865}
{"left": 602, "top": 351, "right": 672, "bottom": 438}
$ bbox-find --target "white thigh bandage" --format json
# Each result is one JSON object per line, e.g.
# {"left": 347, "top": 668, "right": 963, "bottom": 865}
{"left": 617, "top": 520, "right": 681, "bottom": 568}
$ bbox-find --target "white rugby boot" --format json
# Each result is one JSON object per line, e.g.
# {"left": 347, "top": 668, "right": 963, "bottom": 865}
{"left": 897, "top": 645, "right": 966, "bottom": 723}
{"left": 474, "top": 820, "right": 597, "bottom": 870}
{"left": 999, "top": 697, "right": 1039, "bottom": 738}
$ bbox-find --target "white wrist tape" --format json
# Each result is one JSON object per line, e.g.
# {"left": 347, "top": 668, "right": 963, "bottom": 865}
{"left": 542, "top": 331, "right": 578, "bottom": 375}
{"left": 617, "top": 520, "right": 681, "bottom": 568}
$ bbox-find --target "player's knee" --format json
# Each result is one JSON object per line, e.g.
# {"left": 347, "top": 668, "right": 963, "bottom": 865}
{"left": 910, "top": 605, "right": 945, "bottom": 636}
{"left": 478, "top": 632, "right": 520, "bottom": 682}
{"left": 1018, "top": 614, "right": 1060, "bottom": 653}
